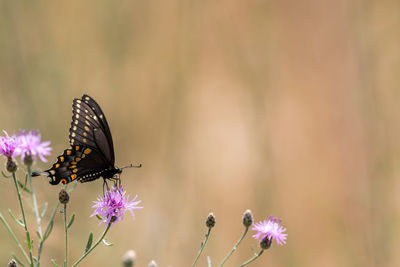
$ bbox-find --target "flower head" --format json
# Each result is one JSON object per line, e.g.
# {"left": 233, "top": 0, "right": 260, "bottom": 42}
{"left": 205, "top": 212, "right": 216, "bottom": 228}
{"left": 242, "top": 209, "right": 254, "bottom": 227}
{"left": 252, "top": 216, "right": 287, "bottom": 246}
{"left": 91, "top": 186, "right": 142, "bottom": 226}
{"left": 0, "top": 131, "right": 17, "bottom": 158}
{"left": 59, "top": 189, "right": 70, "bottom": 204}
{"left": 14, "top": 130, "right": 52, "bottom": 163}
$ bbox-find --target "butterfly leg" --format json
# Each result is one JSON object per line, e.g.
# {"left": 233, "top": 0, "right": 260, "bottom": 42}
{"left": 103, "top": 178, "right": 111, "bottom": 195}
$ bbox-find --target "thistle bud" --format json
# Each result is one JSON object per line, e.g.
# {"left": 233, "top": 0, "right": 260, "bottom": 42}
{"left": 6, "top": 157, "right": 17, "bottom": 173}
{"left": 59, "top": 189, "right": 70, "bottom": 204}
{"left": 148, "top": 260, "right": 158, "bottom": 267}
{"left": 242, "top": 209, "right": 253, "bottom": 227}
{"left": 8, "top": 259, "right": 17, "bottom": 267}
{"left": 205, "top": 213, "right": 216, "bottom": 228}
{"left": 260, "top": 236, "right": 272, "bottom": 250}
{"left": 23, "top": 153, "right": 33, "bottom": 166}
{"left": 122, "top": 250, "right": 136, "bottom": 267}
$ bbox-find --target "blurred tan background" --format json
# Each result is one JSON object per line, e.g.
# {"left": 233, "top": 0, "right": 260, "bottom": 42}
{"left": 0, "top": 0, "right": 399, "bottom": 266}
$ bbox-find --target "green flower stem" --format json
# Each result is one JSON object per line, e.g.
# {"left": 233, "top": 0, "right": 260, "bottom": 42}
{"left": 72, "top": 222, "right": 112, "bottom": 267}
{"left": 37, "top": 185, "right": 66, "bottom": 267}
{"left": 218, "top": 226, "right": 249, "bottom": 267}
{"left": 27, "top": 166, "right": 42, "bottom": 236}
{"left": 0, "top": 213, "right": 30, "bottom": 263}
{"left": 12, "top": 172, "right": 34, "bottom": 267}
{"left": 192, "top": 228, "right": 212, "bottom": 267}
{"left": 64, "top": 203, "right": 68, "bottom": 267}
{"left": 238, "top": 249, "right": 264, "bottom": 267}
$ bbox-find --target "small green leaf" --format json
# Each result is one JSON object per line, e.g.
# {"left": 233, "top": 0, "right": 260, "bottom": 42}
{"left": 67, "top": 214, "right": 75, "bottom": 229}
{"left": 33, "top": 256, "right": 38, "bottom": 264}
{"left": 85, "top": 232, "right": 93, "bottom": 252}
{"left": 26, "top": 232, "right": 32, "bottom": 250}
{"left": 41, "top": 202, "right": 49, "bottom": 218}
{"left": 51, "top": 259, "right": 61, "bottom": 267}
{"left": 8, "top": 209, "right": 25, "bottom": 227}
{"left": 96, "top": 214, "right": 103, "bottom": 220}
{"left": 36, "top": 230, "right": 43, "bottom": 241}
{"left": 102, "top": 239, "right": 113, "bottom": 246}
{"left": 24, "top": 174, "right": 28, "bottom": 188}
{"left": 43, "top": 220, "right": 54, "bottom": 241}
{"left": 17, "top": 180, "right": 32, "bottom": 194}
{"left": 1, "top": 170, "right": 12, "bottom": 178}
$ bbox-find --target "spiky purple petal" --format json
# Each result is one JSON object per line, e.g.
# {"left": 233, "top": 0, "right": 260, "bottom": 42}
{"left": 252, "top": 216, "right": 287, "bottom": 245}
{"left": 0, "top": 131, "right": 17, "bottom": 158}
{"left": 91, "top": 186, "right": 142, "bottom": 226}
{"left": 14, "top": 130, "right": 52, "bottom": 162}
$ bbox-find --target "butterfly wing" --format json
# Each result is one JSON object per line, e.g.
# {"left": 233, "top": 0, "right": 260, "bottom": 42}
{"left": 37, "top": 95, "right": 118, "bottom": 185}
{"left": 69, "top": 95, "right": 115, "bottom": 165}
{"left": 43, "top": 146, "right": 105, "bottom": 185}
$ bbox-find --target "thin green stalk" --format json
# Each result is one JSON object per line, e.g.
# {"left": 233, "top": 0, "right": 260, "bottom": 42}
{"left": 0, "top": 213, "right": 30, "bottom": 263}
{"left": 12, "top": 172, "right": 34, "bottom": 267}
{"left": 192, "top": 228, "right": 212, "bottom": 267}
{"left": 218, "top": 226, "right": 249, "bottom": 267}
{"left": 71, "top": 222, "right": 112, "bottom": 267}
{"left": 64, "top": 204, "right": 68, "bottom": 267}
{"left": 37, "top": 195, "right": 62, "bottom": 267}
{"left": 27, "top": 166, "right": 42, "bottom": 236}
{"left": 238, "top": 249, "right": 264, "bottom": 267}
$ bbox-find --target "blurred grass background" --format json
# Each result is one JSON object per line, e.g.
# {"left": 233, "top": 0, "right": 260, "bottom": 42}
{"left": 0, "top": 0, "right": 399, "bottom": 266}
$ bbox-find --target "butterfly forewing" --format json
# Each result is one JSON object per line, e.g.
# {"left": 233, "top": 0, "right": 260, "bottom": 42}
{"left": 69, "top": 96, "right": 115, "bottom": 164}
{"left": 82, "top": 94, "right": 115, "bottom": 161}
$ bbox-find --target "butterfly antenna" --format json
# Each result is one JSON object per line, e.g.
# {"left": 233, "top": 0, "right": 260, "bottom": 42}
{"left": 121, "top": 163, "right": 142, "bottom": 169}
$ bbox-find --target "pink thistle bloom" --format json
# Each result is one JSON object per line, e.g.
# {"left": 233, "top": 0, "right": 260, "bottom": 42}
{"left": 0, "top": 131, "right": 17, "bottom": 158}
{"left": 91, "top": 186, "right": 143, "bottom": 226}
{"left": 14, "top": 130, "right": 52, "bottom": 162}
{"left": 252, "top": 216, "right": 287, "bottom": 246}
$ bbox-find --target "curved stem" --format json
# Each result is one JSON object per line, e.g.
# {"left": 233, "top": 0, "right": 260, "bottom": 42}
{"left": 0, "top": 213, "right": 30, "bottom": 263}
{"left": 27, "top": 166, "right": 42, "bottom": 236}
{"left": 72, "top": 223, "right": 112, "bottom": 267}
{"left": 238, "top": 249, "right": 264, "bottom": 267}
{"left": 218, "top": 226, "right": 249, "bottom": 267}
{"left": 12, "top": 173, "right": 34, "bottom": 267}
{"left": 64, "top": 204, "right": 68, "bottom": 267}
{"left": 192, "top": 228, "right": 212, "bottom": 267}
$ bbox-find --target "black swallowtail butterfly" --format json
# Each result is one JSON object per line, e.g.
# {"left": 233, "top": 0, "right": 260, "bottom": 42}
{"left": 33, "top": 94, "right": 140, "bottom": 186}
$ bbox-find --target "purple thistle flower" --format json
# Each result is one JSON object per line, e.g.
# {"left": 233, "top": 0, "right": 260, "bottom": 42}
{"left": 0, "top": 131, "right": 17, "bottom": 158}
{"left": 252, "top": 216, "right": 287, "bottom": 246}
{"left": 91, "top": 186, "right": 142, "bottom": 226}
{"left": 14, "top": 130, "right": 52, "bottom": 162}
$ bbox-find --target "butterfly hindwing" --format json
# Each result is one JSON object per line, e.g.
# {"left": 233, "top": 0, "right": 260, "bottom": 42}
{"left": 45, "top": 146, "right": 97, "bottom": 185}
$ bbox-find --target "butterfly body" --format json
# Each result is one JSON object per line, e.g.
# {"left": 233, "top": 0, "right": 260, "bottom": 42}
{"left": 33, "top": 94, "right": 123, "bottom": 185}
